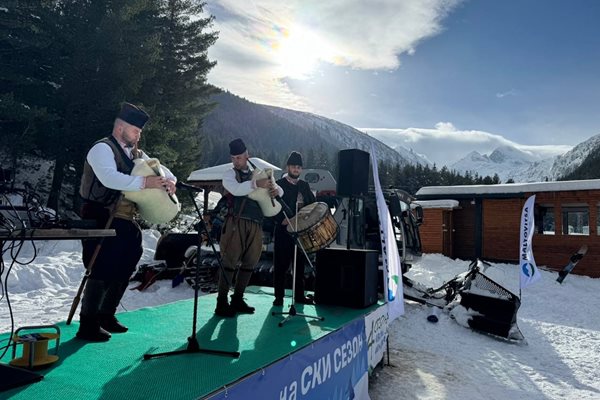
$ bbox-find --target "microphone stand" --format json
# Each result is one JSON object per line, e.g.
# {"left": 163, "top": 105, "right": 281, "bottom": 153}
{"left": 144, "top": 185, "right": 239, "bottom": 360}
{"left": 272, "top": 198, "right": 324, "bottom": 327}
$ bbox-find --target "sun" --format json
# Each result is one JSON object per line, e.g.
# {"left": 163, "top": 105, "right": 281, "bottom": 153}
{"left": 271, "top": 25, "right": 330, "bottom": 79}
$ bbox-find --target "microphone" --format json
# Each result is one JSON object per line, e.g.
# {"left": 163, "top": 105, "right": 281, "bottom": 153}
{"left": 176, "top": 181, "right": 203, "bottom": 192}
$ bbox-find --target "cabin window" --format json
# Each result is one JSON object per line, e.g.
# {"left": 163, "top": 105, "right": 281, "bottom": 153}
{"left": 561, "top": 206, "right": 589, "bottom": 235}
{"left": 304, "top": 173, "right": 320, "bottom": 184}
{"left": 536, "top": 205, "right": 555, "bottom": 235}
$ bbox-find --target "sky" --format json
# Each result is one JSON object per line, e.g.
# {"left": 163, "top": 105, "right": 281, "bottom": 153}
{"left": 204, "top": 0, "right": 600, "bottom": 165}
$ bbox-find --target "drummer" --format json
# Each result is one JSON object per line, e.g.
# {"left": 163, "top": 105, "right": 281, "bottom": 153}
{"left": 272, "top": 151, "right": 316, "bottom": 306}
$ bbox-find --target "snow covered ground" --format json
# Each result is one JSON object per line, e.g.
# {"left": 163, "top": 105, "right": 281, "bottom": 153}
{"left": 2, "top": 233, "right": 599, "bottom": 400}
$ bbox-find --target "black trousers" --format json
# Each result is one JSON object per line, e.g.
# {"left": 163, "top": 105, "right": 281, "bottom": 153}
{"left": 81, "top": 218, "right": 142, "bottom": 281}
{"left": 80, "top": 202, "right": 143, "bottom": 282}
{"left": 273, "top": 226, "right": 307, "bottom": 300}
{"left": 79, "top": 202, "right": 142, "bottom": 318}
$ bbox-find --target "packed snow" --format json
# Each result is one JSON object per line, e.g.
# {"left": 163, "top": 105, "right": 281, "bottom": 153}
{"left": 1, "top": 234, "right": 599, "bottom": 400}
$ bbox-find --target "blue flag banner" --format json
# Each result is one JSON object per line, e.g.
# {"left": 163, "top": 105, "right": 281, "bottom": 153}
{"left": 519, "top": 194, "right": 541, "bottom": 289}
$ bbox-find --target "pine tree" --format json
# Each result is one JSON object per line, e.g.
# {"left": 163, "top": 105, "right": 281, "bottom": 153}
{"left": 140, "top": 0, "right": 218, "bottom": 180}
{"left": 0, "top": 1, "right": 60, "bottom": 171}
{"left": 42, "top": 0, "right": 165, "bottom": 209}
{"left": 1, "top": 1, "right": 218, "bottom": 211}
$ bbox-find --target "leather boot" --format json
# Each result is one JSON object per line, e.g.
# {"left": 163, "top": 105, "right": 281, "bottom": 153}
{"left": 230, "top": 294, "right": 255, "bottom": 314}
{"left": 98, "top": 314, "right": 128, "bottom": 333}
{"left": 272, "top": 297, "right": 284, "bottom": 306}
{"left": 98, "top": 280, "right": 129, "bottom": 333}
{"left": 215, "top": 298, "right": 236, "bottom": 317}
{"left": 295, "top": 295, "right": 314, "bottom": 305}
{"left": 77, "top": 279, "right": 111, "bottom": 341}
{"left": 76, "top": 315, "right": 111, "bottom": 342}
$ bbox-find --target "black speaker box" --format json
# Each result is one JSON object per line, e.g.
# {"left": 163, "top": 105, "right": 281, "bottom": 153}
{"left": 154, "top": 233, "right": 199, "bottom": 268}
{"left": 337, "top": 149, "right": 370, "bottom": 197}
{"left": 315, "top": 248, "right": 379, "bottom": 308}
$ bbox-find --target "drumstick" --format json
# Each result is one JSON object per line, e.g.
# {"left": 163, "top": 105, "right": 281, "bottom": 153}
{"left": 267, "top": 169, "right": 276, "bottom": 207}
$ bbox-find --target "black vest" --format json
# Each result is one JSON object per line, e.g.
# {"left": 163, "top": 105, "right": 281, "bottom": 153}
{"left": 274, "top": 177, "right": 315, "bottom": 225}
{"left": 79, "top": 136, "right": 140, "bottom": 206}
{"left": 228, "top": 168, "right": 263, "bottom": 224}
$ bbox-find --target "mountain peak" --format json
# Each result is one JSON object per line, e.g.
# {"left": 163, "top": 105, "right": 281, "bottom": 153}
{"left": 488, "top": 146, "right": 534, "bottom": 163}
{"left": 464, "top": 151, "right": 487, "bottom": 162}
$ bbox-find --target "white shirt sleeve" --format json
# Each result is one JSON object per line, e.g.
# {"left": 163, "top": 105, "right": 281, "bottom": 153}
{"left": 222, "top": 168, "right": 283, "bottom": 197}
{"left": 87, "top": 143, "right": 145, "bottom": 191}
{"left": 222, "top": 168, "right": 255, "bottom": 196}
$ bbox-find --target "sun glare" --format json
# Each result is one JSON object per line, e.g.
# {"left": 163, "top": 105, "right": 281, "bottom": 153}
{"left": 272, "top": 25, "right": 330, "bottom": 79}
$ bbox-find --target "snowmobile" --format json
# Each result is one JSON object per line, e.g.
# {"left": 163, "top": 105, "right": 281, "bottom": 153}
{"left": 403, "top": 259, "right": 524, "bottom": 342}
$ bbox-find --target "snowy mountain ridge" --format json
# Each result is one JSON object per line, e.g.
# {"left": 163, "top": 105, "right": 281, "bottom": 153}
{"left": 448, "top": 135, "right": 600, "bottom": 182}
{"left": 549, "top": 133, "right": 600, "bottom": 179}
{"left": 450, "top": 146, "right": 555, "bottom": 182}
{"left": 264, "top": 105, "right": 430, "bottom": 167}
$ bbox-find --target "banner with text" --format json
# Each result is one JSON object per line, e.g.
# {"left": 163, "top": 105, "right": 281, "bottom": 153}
{"left": 208, "top": 318, "right": 370, "bottom": 400}
{"left": 365, "top": 304, "right": 389, "bottom": 374}
{"left": 519, "top": 194, "right": 541, "bottom": 289}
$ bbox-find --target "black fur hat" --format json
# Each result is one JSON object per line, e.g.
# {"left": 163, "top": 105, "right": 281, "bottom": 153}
{"left": 117, "top": 103, "right": 149, "bottom": 129}
{"left": 229, "top": 138, "right": 247, "bottom": 156}
{"left": 286, "top": 151, "right": 303, "bottom": 166}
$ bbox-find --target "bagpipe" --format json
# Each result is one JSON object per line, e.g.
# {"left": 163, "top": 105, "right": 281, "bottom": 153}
{"left": 123, "top": 158, "right": 181, "bottom": 224}
{"left": 247, "top": 161, "right": 281, "bottom": 217}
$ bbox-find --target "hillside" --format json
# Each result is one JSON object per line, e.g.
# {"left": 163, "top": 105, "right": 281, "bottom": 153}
{"left": 200, "top": 91, "right": 425, "bottom": 168}
{"left": 555, "top": 133, "right": 600, "bottom": 180}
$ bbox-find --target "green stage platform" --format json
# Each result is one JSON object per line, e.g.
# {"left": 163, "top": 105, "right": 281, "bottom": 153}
{"left": 1, "top": 287, "right": 380, "bottom": 400}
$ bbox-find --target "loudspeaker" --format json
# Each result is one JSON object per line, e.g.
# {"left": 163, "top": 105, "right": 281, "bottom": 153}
{"left": 155, "top": 233, "right": 199, "bottom": 268}
{"left": 315, "top": 248, "right": 379, "bottom": 308}
{"left": 337, "top": 149, "right": 370, "bottom": 197}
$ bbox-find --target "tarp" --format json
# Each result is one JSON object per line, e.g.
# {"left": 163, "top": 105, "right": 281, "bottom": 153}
{"left": 187, "top": 158, "right": 281, "bottom": 182}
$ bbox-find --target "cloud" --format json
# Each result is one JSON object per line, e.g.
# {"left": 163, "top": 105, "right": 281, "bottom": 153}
{"left": 496, "top": 89, "right": 518, "bottom": 98}
{"left": 205, "top": 0, "right": 463, "bottom": 109}
{"left": 362, "top": 125, "right": 572, "bottom": 166}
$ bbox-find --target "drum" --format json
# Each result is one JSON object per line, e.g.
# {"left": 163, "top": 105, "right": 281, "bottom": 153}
{"left": 287, "top": 202, "right": 339, "bottom": 253}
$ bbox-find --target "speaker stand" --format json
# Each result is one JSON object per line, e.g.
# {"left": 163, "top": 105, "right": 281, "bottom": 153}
{"left": 346, "top": 196, "right": 354, "bottom": 250}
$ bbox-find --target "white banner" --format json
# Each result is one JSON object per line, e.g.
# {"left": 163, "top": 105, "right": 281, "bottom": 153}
{"left": 519, "top": 194, "right": 541, "bottom": 289}
{"left": 371, "top": 145, "right": 405, "bottom": 321}
{"left": 365, "top": 304, "right": 389, "bottom": 374}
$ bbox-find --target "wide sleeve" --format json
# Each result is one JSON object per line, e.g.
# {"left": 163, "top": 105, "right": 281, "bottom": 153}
{"left": 87, "top": 143, "right": 144, "bottom": 191}
{"left": 222, "top": 168, "right": 255, "bottom": 196}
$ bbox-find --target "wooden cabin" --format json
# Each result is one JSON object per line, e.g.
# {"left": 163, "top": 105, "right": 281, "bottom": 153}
{"left": 415, "top": 180, "right": 600, "bottom": 278}
{"left": 413, "top": 200, "right": 460, "bottom": 257}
